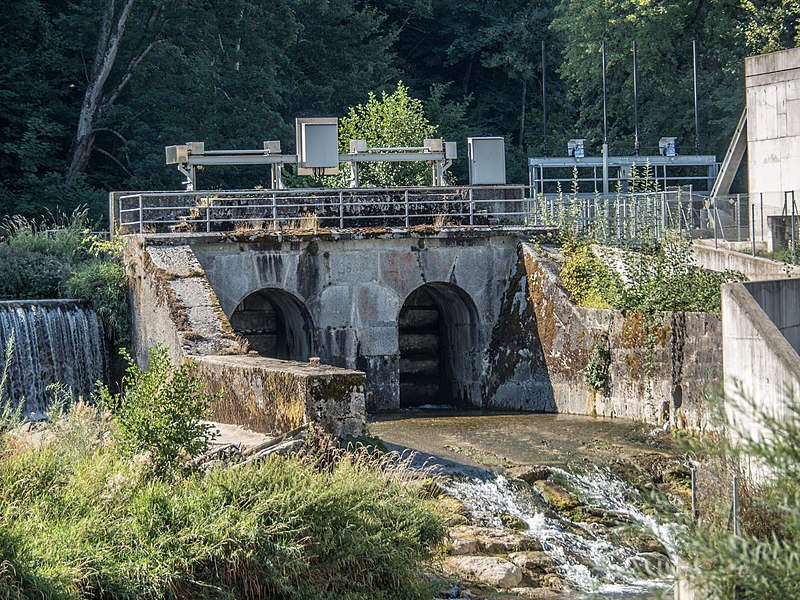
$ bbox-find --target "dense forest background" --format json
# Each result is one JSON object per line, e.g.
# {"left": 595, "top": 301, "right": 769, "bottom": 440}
{"left": 1, "top": 0, "right": 797, "bottom": 223}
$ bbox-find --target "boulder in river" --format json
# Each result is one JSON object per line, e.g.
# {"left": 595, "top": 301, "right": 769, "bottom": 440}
{"left": 449, "top": 525, "right": 543, "bottom": 553}
{"left": 533, "top": 480, "right": 579, "bottom": 513}
{"left": 446, "top": 556, "right": 523, "bottom": 589}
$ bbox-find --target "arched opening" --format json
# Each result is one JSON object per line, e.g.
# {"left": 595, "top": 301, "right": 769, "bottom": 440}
{"left": 398, "top": 282, "right": 480, "bottom": 408}
{"left": 230, "top": 288, "right": 314, "bottom": 361}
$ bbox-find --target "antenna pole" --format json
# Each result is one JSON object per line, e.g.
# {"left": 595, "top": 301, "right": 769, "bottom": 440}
{"left": 633, "top": 40, "right": 640, "bottom": 157}
{"left": 602, "top": 41, "right": 609, "bottom": 194}
{"left": 542, "top": 41, "right": 549, "bottom": 157}
{"left": 693, "top": 39, "right": 701, "bottom": 154}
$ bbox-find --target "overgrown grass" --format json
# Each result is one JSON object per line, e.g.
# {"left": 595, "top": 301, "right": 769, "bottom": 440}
{"left": 0, "top": 416, "right": 444, "bottom": 600}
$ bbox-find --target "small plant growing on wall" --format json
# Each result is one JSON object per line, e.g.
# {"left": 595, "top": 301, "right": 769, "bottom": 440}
{"left": 584, "top": 332, "right": 611, "bottom": 392}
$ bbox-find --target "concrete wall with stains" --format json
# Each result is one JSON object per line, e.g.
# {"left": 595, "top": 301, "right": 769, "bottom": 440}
{"left": 484, "top": 244, "right": 723, "bottom": 431}
{"left": 186, "top": 228, "right": 534, "bottom": 410}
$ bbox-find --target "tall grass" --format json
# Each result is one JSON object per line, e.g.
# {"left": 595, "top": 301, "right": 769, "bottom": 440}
{"left": 1, "top": 208, "right": 90, "bottom": 264}
{"left": 0, "top": 428, "right": 443, "bottom": 600}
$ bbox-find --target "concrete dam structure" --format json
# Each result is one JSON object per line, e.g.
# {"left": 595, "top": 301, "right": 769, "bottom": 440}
{"left": 126, "top": 226, "right": 549, "bottom": 413}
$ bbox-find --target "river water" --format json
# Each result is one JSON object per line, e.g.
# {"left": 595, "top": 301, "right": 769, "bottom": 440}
{"left": 370, "top": 411, "right": 685, "bottom": 599}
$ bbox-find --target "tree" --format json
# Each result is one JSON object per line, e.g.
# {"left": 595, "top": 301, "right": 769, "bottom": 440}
{"left": 741, "top": 0, "right": 800, "bottom": 53}
{"left": 325, "top": 82, "right": 437, "bottom": 187}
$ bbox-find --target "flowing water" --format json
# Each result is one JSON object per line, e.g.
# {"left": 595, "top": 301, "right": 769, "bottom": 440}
{"left": 371, "top": 411, "right": 685, "bottom": 599}
{"left": 0, "top": 300, "right": 107, "bottom": 416}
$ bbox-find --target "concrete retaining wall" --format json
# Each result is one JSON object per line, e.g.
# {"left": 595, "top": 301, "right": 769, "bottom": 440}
{"left": 692, "top": 240, "right": 800, "bottom": 281}
{"left": 722, "top": 280, "right": 800, "bottom": 441}
{"left": 485, "top": 244, "right": 722, "bottom": 431}
{"left": 124, "top": 236, "right": 366, "bottom": 436}
{"left": 195, "top": 356, "right": 365, "bottom": 436}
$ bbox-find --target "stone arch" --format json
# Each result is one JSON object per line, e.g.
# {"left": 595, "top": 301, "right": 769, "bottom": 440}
{"left": 398, "top": 282, "right": 481, "bottom": 408}
{"left": 230, "top": 287, "right": 314, "bottom": 361}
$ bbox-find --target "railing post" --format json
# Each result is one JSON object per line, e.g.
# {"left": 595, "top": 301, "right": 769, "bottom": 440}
{"left": 714, "top": 193, "right": 719, "bottom": 249}
{"left": 206, "top": 197, "right": 212, "bottom": 233}
{"left": 404, "top": 189, "right": 409, "bottom": 227}
{"left": 751, "top": 204, "right": 756, "bottom": 256}
{"left": 339, "top": 190, "right": 344, "bottom": 228}
{"left": 469, "top": 188, "right": 474, "bottom": 225}
{"left": 138, "top": 195, "right": 143, "bottom": 234}
{"left": 272, "top": 193, "right": 277, "bottom": 228}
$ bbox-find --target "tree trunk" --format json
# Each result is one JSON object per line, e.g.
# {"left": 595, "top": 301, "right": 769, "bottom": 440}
{"left": 65, "top": 0, "right": 162, "bottom": 183}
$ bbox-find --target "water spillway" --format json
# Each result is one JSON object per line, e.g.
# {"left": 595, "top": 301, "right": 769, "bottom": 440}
{"left": 0, "top": 300, "right": 107, "bottom": 416}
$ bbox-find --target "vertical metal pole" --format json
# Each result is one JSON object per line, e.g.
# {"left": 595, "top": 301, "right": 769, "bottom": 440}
{"left": 206, "top": 197, "right": 211, "bottom": 233}
{"left": 542, "top": 41, "right": 549, "bottom": 157}
{"left": 693, "top": 40, "right": 701, "bottom": 155}
{"left": 792, "top": 191, "right": 797, "bottom": 264}
{"left": 138, "top": 195, "right": 143, "bottom": 234}
{"left": 732, "top": 475, "right": 740, "bottom": 536}
{"left": 339, "top": 191, "right": 344, "bottom": 228}
{"left": 714, "top": 193, "right": 719, "bottom": 249}
{"left": 469, "top": 188, "right": 474, "bottom": 225}
{"left": 736, "top": 193, "right": 741, "bottom": 242}
{"left": 633, "top": 40, "right": 640, "bottom": 156}
{"left": 691, "top": 467, "right": 697, "bottom": 521}
{"left": 602, "top": 41, "right": 609, "bottom": 195}
{"left": 272, "top": 193, "right": 277, "bottom": 228}
{"left": 752, "top": 204, "right": 756, "bottom": 256}
{"left": 404, "top": 189, "right": 410, "bottom": 227}
{"left": 760, "top": 192, "right": 764, "bottom": 242}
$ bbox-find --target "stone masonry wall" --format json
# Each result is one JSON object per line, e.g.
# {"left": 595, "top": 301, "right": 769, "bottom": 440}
{"left": 485, "top": 243, "right": 723, "bottom": 431}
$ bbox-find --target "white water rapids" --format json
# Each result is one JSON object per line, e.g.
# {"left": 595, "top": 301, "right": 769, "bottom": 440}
{"left": 445, "top": 467, "right": 680, "bottom": 598}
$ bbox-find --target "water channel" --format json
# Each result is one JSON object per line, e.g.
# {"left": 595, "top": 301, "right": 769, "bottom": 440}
{"left": 370, "top": 411, "right": 687, "bottom": 599}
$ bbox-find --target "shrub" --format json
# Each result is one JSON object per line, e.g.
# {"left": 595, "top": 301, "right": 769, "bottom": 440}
{"left": 1, "top": 207, "right": 90, "bottom": 264}
{"left": 95, "top": 345, "right": 216, "bottom": 477}
{"left": 0, "top": 245, "right": 71, "bottom": 299}
{"left": 683, "top": 393, "right": 800, "bottom": 598}
{"left": 584, "top": 333, "right": 611, "bottom": 392}
{"left": 559, "top": 238, "right": 622, "bottom": 309}
{"left": 65, "top": 259, "right": 130, "bottom": 347}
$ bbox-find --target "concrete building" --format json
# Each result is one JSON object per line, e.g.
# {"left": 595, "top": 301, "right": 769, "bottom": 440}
{"left": 746, "top": 47, "right": 800, "bottom": 249}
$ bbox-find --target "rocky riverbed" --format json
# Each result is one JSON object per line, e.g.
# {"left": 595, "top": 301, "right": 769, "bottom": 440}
{"left": 370, "top": 411, "right": 691, "bottom": 599}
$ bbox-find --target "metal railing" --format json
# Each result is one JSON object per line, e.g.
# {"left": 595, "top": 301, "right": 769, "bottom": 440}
{"left": 109, "top": 186, "right": 535, "bottom": 234}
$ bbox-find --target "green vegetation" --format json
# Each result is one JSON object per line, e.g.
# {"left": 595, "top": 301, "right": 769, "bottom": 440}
{"left": 4, "top": 0, "right": 786, "bottom": 219}
{"left": 326, "top": 83, "right": 438, "bottom": 188}
{"left": 559, "top": 235, "right": 743, "bottom": 314}
{"left": 0, "top": 210, "right": 130, "bottom": 347}
{"left": 96, "top": 345, "right": 217, "bottom": 477}
{"left": 0, "top": 347, "right": 445, "bottom": 600}
{"left": 683, "top": 393, "right": 800, "bottom": 598}
{"left": 584, "top": 333, "right": 611, "bottom": 392}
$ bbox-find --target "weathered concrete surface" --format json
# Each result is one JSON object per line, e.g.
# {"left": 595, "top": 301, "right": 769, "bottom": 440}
{"left": 484, "top": 244, "right": 722, "bottom": 430}
{"left": 746, "top": 47, "right": 800, "bottom": 250}
{"left": 723, "top": 279, "right": 800, "bottom": 444}
{"left": 692, "top": 239, "right": 800, "bottom": 281}
{"left": 124, "top": 236, "right": 366, "bottom": 436}
{"left": 170, "top": 226, "right": 544, "bottom": 411}
{"left": 195, "top": 355, "right": 365, "bottom": 436}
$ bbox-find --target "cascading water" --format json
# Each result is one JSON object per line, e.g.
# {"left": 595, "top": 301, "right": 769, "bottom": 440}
{"left": 445, "top": 468, "right": 680, "bottom": 598}
{"left": 0, "top": 300, "right": 107, "bottom": 416}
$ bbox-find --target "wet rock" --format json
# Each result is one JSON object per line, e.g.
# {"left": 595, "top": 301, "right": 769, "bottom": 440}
{"left": 540, "top": 573, "right": 570, "bottom": 592}
{"left": 569, "top": 506, "right": 634, "bottom": 527}
{"left": 619, "top": 531, "right": 669, "bottom": 556}
{"left": 449, "top": 526, "right": 542, "bottom": 553}
{"left": 439, "top": 496, "right": 470, "bottom": 526}
{"left": 533, "top": 480, "right": 579, "bottom": 513}
{"left": 449, "top": 536, "right": 479, "bottom": 556}
{"left": 508, "top": 588, "right": 563, "bottom": 598}
{"left": 508, "top": 551, "right": 556, "bottom": 573}
{"left": 446, "top": 556, "right": 523, "bottom": 589}
{"left": 499, "top": 513, "right": 528, "bottom": 531}
{"left": 507, "top": 465, "right": 552, "bottom": 484}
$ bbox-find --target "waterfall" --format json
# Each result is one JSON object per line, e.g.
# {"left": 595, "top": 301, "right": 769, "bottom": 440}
{"left": 0, "top": 300, "right": 107, "bottom": 417}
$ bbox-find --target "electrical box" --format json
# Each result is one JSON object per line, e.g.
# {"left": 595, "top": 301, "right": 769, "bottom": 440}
{"left": 567, "top": 139, "right": 586, "bottom": 158}
{"left": 263, "top": 140, "right": 281, "bottom": 154}
{"left": 467, "top": 137, "right": 506, "bottom": 185}
{"left": 444, "top": 141, "right": 458, "bottom": 160}
{"left": 659, "top": 137, "right": 677, "bottom": 157}
{"left": 165, "top": 145, "right": 189, "bottom": 165}
{"left": 425, "top": 138, "right": 444, "bottom": 152}
{"left": 349, "top": 139, "right": 367, "bottom": 154}
{"left": 295, "top": 118, "right": 339, "bottom": 175}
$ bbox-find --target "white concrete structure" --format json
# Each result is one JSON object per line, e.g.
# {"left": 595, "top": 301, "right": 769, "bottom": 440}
{"left": 746, "top": 47, "right": 800, "bottom": 248}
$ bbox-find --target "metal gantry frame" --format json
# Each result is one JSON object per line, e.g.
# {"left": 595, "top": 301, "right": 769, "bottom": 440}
{"left": 166, "top": 138, "right": 456, "bottom": 191}
{"left": 527, "top": 155, "right": 719, "bottom": 197}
